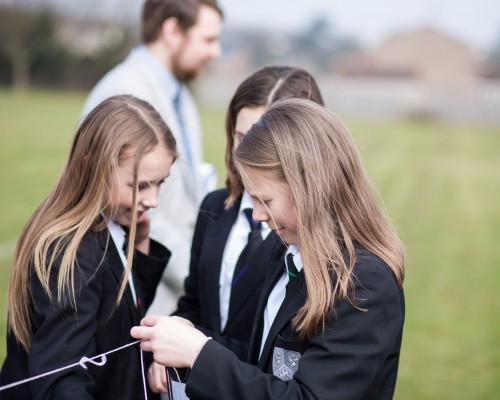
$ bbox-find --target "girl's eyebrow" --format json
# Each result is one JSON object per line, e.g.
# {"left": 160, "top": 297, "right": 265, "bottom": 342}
{"left": 245, "top": 188, "right": 258, "bottom": 199}
{"left": 137, "top": 174, "right": 170, "bottom": 186}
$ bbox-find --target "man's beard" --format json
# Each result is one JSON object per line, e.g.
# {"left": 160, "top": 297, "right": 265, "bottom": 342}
{"left": 171, "top": 51, "right": 202, "bottom": 83}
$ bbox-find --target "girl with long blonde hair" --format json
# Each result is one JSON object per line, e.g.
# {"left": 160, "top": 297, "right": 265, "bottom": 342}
{"left": 0, "top": 95, "right": 176, "bottom": 400}
{"left": 173, "top": 65, "right": 324, "bottom": 354}
{"left": 132, "top": 98, "right": 405, "bottom": 400}
{"left": 144, "top": 66, "right": 324, "bottom": 394}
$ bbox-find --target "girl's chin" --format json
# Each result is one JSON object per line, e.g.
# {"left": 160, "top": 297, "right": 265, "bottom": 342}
{"left": 276, "top": 230, "right": 298, "bottom": 246}
{"left": 113, "top": 210, "right": 148, "bottom": 227}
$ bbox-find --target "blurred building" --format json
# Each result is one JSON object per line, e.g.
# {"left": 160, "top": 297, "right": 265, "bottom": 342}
{"left": 335, "top": 27, "right": 480, "bottom": 94}
{"left": 325, "top": 27, "right": 499, "bottom": 122}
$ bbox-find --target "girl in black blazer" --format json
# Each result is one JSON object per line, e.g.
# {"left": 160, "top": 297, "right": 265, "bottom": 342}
{"left": 174, "top": 65, "right": 324, "bottom": 353}
{"left": 147, "top": 66, "right": 325, "bottom": 394}
{"left": 0, "top": 95, "right": 177, "bottom": 399}
{"left": 133, "top": 99, "right": 405, "bottom": 400}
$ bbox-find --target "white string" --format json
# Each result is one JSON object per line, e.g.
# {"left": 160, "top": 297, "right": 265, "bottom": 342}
{"left": 140, "top": 340, "right": 148, "bottom": 400}
{"left": 172, "top": 367, "right": 182, "bottom": 384}
{"left": 0, "top": 339, "right": 147, "bottom": 399}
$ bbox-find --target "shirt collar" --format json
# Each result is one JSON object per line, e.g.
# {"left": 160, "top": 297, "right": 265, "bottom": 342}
{"left": 239, "top": 190, "right": 254, "bottom": 213}
{"left": 286, "top": 245, "right": 303, "bottom": 273}
{"left": 107, "top": 219, "right": 126, "bottom": 253}
{"left": 133, "top": 44, "right": 182, "bottom": 101}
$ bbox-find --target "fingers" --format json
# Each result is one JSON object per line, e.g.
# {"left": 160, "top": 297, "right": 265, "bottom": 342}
{"left": 130, "top": 315, "right": 161, "bottom": 340}
{"left": 148, "top": 362, "right": 168, "bottom": 393}
{"left": 147, "top": 363, "right": 160, "bottom": 393}
{"left": 130, "top": 325, "right": 152, "bottom": 341}
{"left": 131, "top": 316, "right": 208, "bottom": 368}
{"left": 130, "top": 315, "right": 162, "bottom": 344}
{"left": 171, "top": 316, "right": 195, "bottom": 328}
{"left": 142, "top": 315, "right": 161, "bottom": 327}
{"left": 130, "top": 315, "right": 164, "bottom": 343}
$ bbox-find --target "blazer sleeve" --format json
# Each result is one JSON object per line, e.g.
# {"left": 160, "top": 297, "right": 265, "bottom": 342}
{"left": 185, "top": 258, "right": 404, "bottom": 400}
{"left": 133, "top": 239, "right": 171, "bottom": 310}
{"left": 195, "top": 328, "right": 250, "bottom": 362}
{"left": 27, "top": 237, "right": 104, "bottom": 399}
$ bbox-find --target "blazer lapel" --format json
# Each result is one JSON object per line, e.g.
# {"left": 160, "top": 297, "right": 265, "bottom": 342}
{"left": 102, "top": 230, "right": 142, "bottom": 324}
{"left": 131, "top": 268, "right": 146, "bottom": 317}
{"left": 225, "top": 233, "right": 279, "bottom": 332}
{"left": 247, "top": 247, "right": 287, "bottom": 365}
{"left": 257, "top": 270, "right": 307, "bottom": 370}
{"left": 203, "top": 199, "right": 240, "bottom": 332}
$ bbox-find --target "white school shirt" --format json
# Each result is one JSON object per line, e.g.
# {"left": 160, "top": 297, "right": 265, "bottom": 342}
{"left": 259, "top": 245, "right": 303, "bottom": 358}
{"left": 218, "top": 191, "right": 271, "bottom": 331}
{"left": 107, "top": 219, "right": 138, "bottom": 305}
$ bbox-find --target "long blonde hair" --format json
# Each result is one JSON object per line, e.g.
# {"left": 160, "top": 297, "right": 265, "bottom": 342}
{"left": 8, "top": 95, "right": 177, "bottom": 351}
{"left": 234, "top": 99, "right": 404, "bottom": 338}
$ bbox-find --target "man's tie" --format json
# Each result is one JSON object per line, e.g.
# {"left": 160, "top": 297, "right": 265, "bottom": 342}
{"left": 232, "top": 208, "right": 263, "bottom": 286}
{"left": 173, "top": 87, "right": 198, "bottom": 200}
{"left": 173, "top": 87, "right": 195, "bottom": 169}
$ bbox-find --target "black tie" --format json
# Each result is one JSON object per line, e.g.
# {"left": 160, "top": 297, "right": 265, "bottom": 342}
{"left": 286, "top": 253, "right": 299, "bottom": 279}
{"left": 280, "top": 252, "right": 302, "bottom": 310}
{"left": 232, "top": 208, "right": 263, "bottom": 286}
{"left": 173, "top": 87, "right": 193, "bottom": 170}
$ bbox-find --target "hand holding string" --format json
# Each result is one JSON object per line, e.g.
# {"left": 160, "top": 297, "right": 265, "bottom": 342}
{"left": 131, "top": 315, "right": 211, "bottom": 369}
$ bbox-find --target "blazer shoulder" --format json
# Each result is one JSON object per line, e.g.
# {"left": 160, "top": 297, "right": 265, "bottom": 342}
{"left": 67, "top": 230, "right": 110, "bottom": 288}
{"left": 352, "top": 247, "right": 402, "bottom": 295}
{"left": 199, "top": 189, "right": 238, "bottom": 217}
{"left": 201, "top": 188, "right": 229, "bottom": 207}
{"left": 40, "top": 229, "right": 108, "bottom": 277}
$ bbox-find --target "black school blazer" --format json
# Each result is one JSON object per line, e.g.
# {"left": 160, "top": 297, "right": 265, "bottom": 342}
{"left": 185, "top": 247, "right": 405, "bottom": 400}
{"left": 0, "top": 228, "right": 170, "bottom": 400}
{"left": 175, "top": 189, "right": 286, "bottom": 360}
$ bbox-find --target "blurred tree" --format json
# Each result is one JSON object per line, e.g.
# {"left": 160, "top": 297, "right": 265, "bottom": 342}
{"left": 0, "top": 4, "right": 63, "bottom": 89}
{"left": 292, "top": 16, "right": 359, "bottom": 73}
{"left": 486, "top": 28, "right": 500, "bottom": 78}
{"left": 0, "top": 1, "right": 135, "bottom": 90}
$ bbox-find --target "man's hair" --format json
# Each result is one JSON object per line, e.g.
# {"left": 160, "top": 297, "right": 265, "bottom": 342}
{"left": 142, "top": 0, "right": 223, "bottom": 43}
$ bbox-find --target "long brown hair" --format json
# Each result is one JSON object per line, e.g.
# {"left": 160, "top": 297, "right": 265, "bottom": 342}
{"left": 224, "top": 65, "right": 324, "bottom": 208}
{"left": 234, "top": 99, "right": 404, "bottom": 338}
{"left": 8, "top": 95, "right": 177, "bottom": 351}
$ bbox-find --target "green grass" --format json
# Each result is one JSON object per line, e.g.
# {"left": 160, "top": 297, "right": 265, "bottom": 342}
{"left": 1, "top": 89, "right": 499, "bottom": 398}
{"left": 346, "top": 118, "right": 500, "bottom": 398}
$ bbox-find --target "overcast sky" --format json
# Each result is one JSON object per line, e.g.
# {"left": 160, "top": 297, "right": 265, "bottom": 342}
{"left": 12, "top": 0, "right": 500, "bottom": 52}
{"left": 218, "top": 0, "right": 500, "bottom": 51}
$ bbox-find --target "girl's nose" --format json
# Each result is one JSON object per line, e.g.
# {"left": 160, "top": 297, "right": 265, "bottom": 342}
{"left": 142, "top": 191, "right": 159, "bottom": 209}
{"left": 252, "top": 204, "right": 268, "bottom": 223}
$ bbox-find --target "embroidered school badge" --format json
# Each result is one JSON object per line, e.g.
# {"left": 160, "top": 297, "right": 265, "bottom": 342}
{"left": 272, "top": 347, "right": 301, "bottom": 381}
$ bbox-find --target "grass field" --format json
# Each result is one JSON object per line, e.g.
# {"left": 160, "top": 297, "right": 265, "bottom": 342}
{"left": 1, "top": 88, "right": 499, "bottom": 398}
